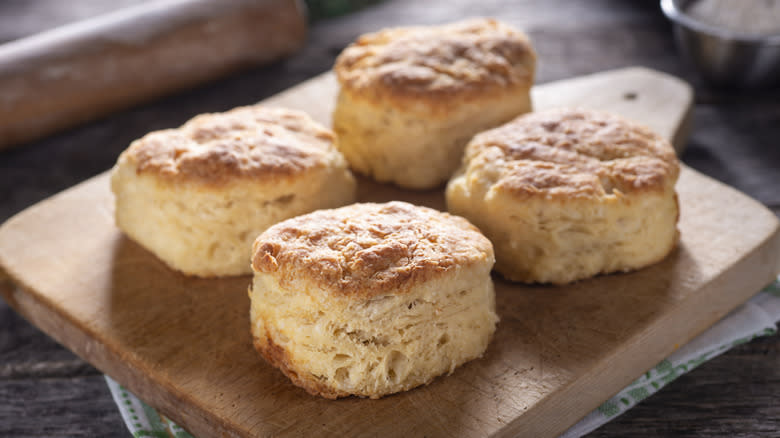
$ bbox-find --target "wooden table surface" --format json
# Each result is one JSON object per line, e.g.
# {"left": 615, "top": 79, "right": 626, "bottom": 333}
{"left": 1, "top": 1, "right": 778, "bottom": 437}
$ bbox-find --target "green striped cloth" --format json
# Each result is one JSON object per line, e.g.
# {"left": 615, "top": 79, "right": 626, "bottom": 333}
{"left": 107, "top": 275, "right": 780, "bottom": 438}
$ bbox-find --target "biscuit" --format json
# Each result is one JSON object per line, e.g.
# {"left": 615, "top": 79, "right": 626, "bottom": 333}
{"left": 446, "top": 108, "right": 680, "bottom": 284}
{"left": 110, "top": 106, "right": 356, "bottom": 277}
{"left": 333, "top": 18, "right": 536, "bottom": 189}
{"left": 250, "top": 201, "right": 498, "bottom": 398}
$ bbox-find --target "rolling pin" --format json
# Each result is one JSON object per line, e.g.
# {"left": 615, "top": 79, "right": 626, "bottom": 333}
{"left": 0, "top": 0, "right": 307, "bottom": 149}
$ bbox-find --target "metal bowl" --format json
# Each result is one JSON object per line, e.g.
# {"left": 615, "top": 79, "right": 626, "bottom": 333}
{"left": 661, "top": 0, "right": 780, "bottom": 88}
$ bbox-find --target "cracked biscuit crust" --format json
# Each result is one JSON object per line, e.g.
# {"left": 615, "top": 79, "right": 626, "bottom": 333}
{"left": 461, "top": 108, "right": 680, "bottom": 200}
{"left": 118, "top": 106, "right": 338, "bottom": 186}
{"left": 252, "top": 201, "right": 494, "bottom": 297}
{"left": 334, "top": 18, "right": 536, "bottom": 109}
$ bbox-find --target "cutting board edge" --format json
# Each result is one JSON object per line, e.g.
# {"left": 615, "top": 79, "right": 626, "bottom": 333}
{"left": 0, "top": 277, "right": 244, "bottom": 438}
{"left": 0, "top": 173, "right": 248, "bottom": 438}
{"left": 496, "top": 218, "right": 780, "bottom": 438}
{"left": 0, "top": 171, "right": 106, "bottom": 307}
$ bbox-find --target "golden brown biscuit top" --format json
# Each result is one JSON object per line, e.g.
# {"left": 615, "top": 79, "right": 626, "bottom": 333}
{"left": 334, "top": 18, "right": 536, "bottom": 105}
{"left": 252, "top": 201, "right": 494, "bottom": 297}
{"left": 461, "top": 108, "right": 680, "bottom": 199}
{"left": 118, "top": 106, "right": 338, "bottom": 186}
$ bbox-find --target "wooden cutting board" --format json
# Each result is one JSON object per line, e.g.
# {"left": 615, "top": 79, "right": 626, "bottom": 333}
{"left": 1, "top": 67, "right": 778, "bottom": 438}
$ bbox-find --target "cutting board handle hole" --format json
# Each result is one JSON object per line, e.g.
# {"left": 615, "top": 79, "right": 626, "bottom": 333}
{"left": 623, "top": 91, "right": 638, "bottom": 101}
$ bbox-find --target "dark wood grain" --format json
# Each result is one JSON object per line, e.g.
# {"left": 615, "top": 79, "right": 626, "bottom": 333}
{"left": 0, "top": 0, "right": 778, "bottom": 437}
{"left": 0, "top": 374, "right": 125, "bottom": 438}
{"left": 593, "top": 335, "right": 780, "bottom": 438}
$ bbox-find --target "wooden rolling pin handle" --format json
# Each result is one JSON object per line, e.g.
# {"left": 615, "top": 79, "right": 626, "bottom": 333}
{"left": 0, "top": 0, "right": 307, "bottom": 149}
